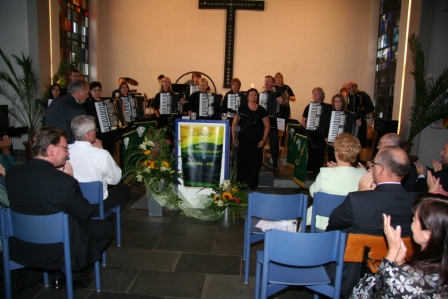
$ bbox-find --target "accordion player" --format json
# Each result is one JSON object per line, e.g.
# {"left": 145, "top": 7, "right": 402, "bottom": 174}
{"left": 154, "top": 92, "right": 182, "bottom": 115}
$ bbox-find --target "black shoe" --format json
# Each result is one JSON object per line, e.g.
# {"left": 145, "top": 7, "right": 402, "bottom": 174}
{"left": 71, "top": 275, "right": 92, "bottom": 290}
{"left": 52, "top": 277, "right": 65, "bottom": 291}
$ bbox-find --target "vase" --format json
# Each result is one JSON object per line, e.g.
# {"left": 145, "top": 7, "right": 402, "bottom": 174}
{"left": 147, "top": 180, "right": 165, "bottom": 217}
{"left": 222, "top": 207, "right": 230, "bottom": 220}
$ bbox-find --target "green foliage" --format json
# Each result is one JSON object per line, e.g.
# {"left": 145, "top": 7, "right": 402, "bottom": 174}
{"left": 124, "top": 126, "right": 183, "bottom": 197}
{"left": 206, "top": 180, "right": 248, "bottom": 223}
{"left": 407, "top": 34, "right": 448, "bottom": 151}
{"left": 0, "top": 49, "right": 44, "bottom": 139}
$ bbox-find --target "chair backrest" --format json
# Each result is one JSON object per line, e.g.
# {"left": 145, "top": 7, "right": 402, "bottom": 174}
{"left": 79, "top": 181, "right": 103, "bottom": 205}
{"left": 358, "top": 148, "right": 372, "bottom": 164}
{"left": 79, "top": 181, "right": 104, "bottom": 218}
{"left": 344, "top": 234, "right": 418, "bottom": 273}
{"left": 1, "top": 208, "right": 69, "bottom": 244}
{"left": 248, "top": 192, "right": 308, "bottom": 233}
{"left": 366, "top": 129, "right": 378, "bottom": 150}
{"left": 265, "top": 229, "right": 347, "bottom": 267}
{"left": 310, "top": 192, "right": 346, "bottom": 233}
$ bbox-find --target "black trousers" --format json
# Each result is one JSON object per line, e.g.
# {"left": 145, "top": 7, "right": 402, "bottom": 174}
{"left": 307, "top": 131, "right": 326, "bottom": 174}
{"left": 236, "top": 139, "right": 263, "bottom": 190}
{"left": 90, "top": 184, "right": 131, "bottom": 217}
{"left": 268, "top": 128, "right": 279, "bottom": 169}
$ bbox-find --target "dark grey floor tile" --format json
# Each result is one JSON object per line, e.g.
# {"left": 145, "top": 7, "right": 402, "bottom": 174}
{"left": 128, "top": 270, "right": 206, "bottom": 298}
{"left": 98, "top": 266, "right": 140, "bottom": 293}
{"left": 107, "top": 247, "right": 180, "bottom": 271}
{"left": 31, "top": 287, "right": 93, "bottom": 298}
{"left": 154, "top": 235, "right": 215, "bottom": 253}
{"left": 120, "top": 231, "right": 161, "bottom": 250}
{"left": 202, "top": 274, "right": 255, "bottom": 299}
{"left": 88, "top": 291, "right": 164, "bottom": 299}
{"left": 175, "top": 253, "right": 240, "bottom": 275}
{"left": 213, "top": 236, "right": 244, "bottom": 256}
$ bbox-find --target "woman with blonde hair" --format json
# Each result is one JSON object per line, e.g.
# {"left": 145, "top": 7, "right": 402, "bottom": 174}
{"left": 306, "top": 133, "right": 366, "bottom": 230}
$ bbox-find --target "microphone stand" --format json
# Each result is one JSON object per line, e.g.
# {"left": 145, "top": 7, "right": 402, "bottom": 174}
{"left": 231, "top": 98, "right": 241, "bottom": 185}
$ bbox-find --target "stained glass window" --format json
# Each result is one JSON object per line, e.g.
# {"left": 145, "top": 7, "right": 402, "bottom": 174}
{"left": 374, "top": 0, "right": 401, "bottom": 120}
{"left": 59, "top": 0, "right": 89, "bottom": 81}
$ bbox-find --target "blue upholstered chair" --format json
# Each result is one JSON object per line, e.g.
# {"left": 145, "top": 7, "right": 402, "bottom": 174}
{"left": 0, "top": 208, "right": 101, "bottom": 299}
{"left": 310, "top": 192, "right": 346, "bottom": 233}
{"left": 255, "top": 229, "right": 347, "bottom": 299}
{"left": 79, "top": 181, "right": 121, "bottom": 266}
{"left": 243, "top": 192, "right": 308, "bottom": 283}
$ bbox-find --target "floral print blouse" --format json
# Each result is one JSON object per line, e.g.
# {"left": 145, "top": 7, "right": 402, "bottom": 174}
{"left": 350, "top": 258, "right": 445, "bottom": 299}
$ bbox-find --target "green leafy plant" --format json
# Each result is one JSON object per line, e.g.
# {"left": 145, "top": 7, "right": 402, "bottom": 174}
{"left": 406, "top": 34, "right": 448, "bottom": 152}
{"left": 0, "top": 49, "right": 45, "bottom": 141}
{"left": 124, "top": 126, "right": 183, "bottom": 209}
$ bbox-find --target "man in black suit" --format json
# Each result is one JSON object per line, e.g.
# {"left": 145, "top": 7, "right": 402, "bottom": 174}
{"left": 46, "top": 80, "right": 89, "bottom": 143}
{"left": 6, "top": 127, "right": 114, "bottom": 289}
{"left": 327, "top": 146, "right": 416, "bottom": 297}
{"left": 377, "top": 133, "right": 427, "bottom": 192}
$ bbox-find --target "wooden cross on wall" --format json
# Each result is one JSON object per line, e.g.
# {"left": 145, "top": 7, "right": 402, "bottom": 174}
{"left": 199, "top": 0, "right": 264, "bottom": 88}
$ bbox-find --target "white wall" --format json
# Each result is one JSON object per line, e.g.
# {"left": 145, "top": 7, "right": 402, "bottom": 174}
{"left": 92, "top": 0, "right": 377, "bottom": 122}
{"left": 0, "top": 0, "right": 35, "bottom": 149}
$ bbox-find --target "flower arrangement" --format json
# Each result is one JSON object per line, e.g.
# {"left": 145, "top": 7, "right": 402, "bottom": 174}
{"left": 125, "top": 126, "right": 182, "bottom": 208}
{"left": 206, "top": 179, "right": 248, "bottom": 222}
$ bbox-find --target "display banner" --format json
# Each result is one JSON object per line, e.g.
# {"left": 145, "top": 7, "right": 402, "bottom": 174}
{"left": 286, "top": 123, "right": 305, "bottom": 168}
{"left": 174, "top": 120, "right": 230, "bottom": 218}
{"left": 292, "top": 133, "right": 308, "bottom": 188}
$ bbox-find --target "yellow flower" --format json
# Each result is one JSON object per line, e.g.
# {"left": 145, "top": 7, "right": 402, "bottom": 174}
{"left": 144, "top": 150, "right": 151, "bottom": 155}
{"left": 162, "top": 161, "right": 169, "bottom": 168}
{"left": 232, "top": 187, "right": 238, "bottom": 193}
{"left": 213, "top": 194, "right": 220, "bottom": 201}
{"left": 149, "top": 160, "right": 155, "bottom": 169}
{"left": 222, "top": 192, "right": 232, "bottom": 201}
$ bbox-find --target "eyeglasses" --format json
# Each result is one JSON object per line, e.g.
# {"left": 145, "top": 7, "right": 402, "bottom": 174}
{"left": 368, "top": 161, "right": 382, "bottom": 168}
{"left": 89, "top": 128, "right": 98, "bottom": 133}
{"left": 55, "top": 144, "right": 69, "bottom": 152}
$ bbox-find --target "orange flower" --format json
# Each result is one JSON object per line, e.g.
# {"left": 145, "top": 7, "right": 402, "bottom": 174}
{"left": 213, "top": 194, "right": 220, "bottom": 201}
{"left": 162, "top": 161, "right": 169, "bottom": 168}
{"left": 144, "top": 150, "right": 151, "bottom": 155}
{"left": 222, "top": 192, "right": 232, "bottom": 201}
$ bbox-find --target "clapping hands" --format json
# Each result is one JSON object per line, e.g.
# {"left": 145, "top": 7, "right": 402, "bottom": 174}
{"left": 383, "top": 214, "right": 407, "bottom": 265}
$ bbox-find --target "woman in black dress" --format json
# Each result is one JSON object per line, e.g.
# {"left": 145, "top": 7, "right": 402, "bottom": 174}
{"left": 232, "top": 88, "right": 270, "bottom": 190}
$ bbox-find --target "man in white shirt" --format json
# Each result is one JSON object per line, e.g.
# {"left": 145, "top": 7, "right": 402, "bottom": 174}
{"left": 69, "top": 115, "right": 130, "bottom": 215}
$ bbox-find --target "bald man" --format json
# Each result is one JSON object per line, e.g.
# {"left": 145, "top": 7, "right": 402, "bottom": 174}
{"left": 327, "top": 147, "right": 416, "bottom": 297}
{"left": 376, "top": 133, "right": 426, "bottom": 192}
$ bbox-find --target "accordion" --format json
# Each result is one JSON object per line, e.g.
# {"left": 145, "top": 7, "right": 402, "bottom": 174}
{"left": 259, "top": 91, "right": 279, "bottom": 117}
{"left": 95, "top": 98, "right": 127, "bottom": 133}
{"left": 226, "top": 93, "right": 242, "bottom": 117}
{"left": 198, "top": 93, "right": 218, "bottom": 117}
{"left": 159, "top": 93, "right": 181, "bottom": 115}
{"left": 306, "top": 102, "right": 331, "bottom": 131}
{"left": 327, "top": 111, "right": 360, "bottom": 142}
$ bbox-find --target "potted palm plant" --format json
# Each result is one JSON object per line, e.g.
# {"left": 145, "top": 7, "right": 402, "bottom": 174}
{"left": 406, "top": 34, "right": 448, "bottom": 152}
{"left": 0, "top": 49, "right": 45, "bottom": 149}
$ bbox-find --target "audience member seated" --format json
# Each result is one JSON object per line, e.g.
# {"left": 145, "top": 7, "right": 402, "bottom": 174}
{"left": 377, "top": 132, "right": 426, "bottom": 192}
{"left": 68, "top": 115, "right": 130, "bottom": 216}
{"left": 0, "top": 135, "right": 16, "bottom": 172}
{"left": 414, "top": 141, "right": 448, "bottom": 191}
{"left": 306, "top": 133, "right": 365, "bottom": 230}
{"left": 327, "top": 146, "right": 416, "bottom": 297}
{"left": 5, "top": 127, "right": 114, "bottom": 289}
{"left": 351, "top": 193, "right": 448, "bottom": 298}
